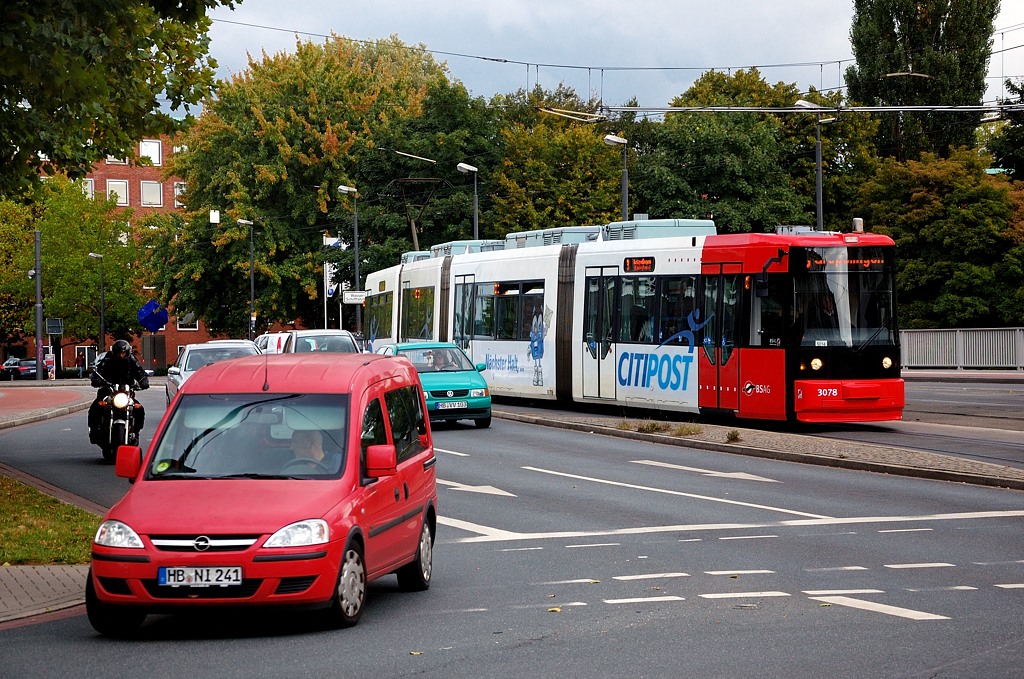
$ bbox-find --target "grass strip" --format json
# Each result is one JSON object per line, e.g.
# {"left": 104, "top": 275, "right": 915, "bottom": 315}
{"left": 0, "top": 476, "right": 96, "bottom": 565}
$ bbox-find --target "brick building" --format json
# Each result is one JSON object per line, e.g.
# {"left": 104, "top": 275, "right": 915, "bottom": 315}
{"left": 57, "top": 137, "right": 220, "bottom": 374}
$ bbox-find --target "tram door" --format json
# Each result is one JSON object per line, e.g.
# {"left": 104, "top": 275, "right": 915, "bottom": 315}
{"left": 698, "top": 263, "right": 742, "bottom": 411}
{"left": 453, "top": 274, "right": 475, "bottom": 354}
{"left": 582, "top": 267, "right": 618, "bottom": 400}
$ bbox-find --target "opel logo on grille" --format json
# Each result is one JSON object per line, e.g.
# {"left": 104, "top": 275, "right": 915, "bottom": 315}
{"left": 193, "top": 535, "right": 211, "bottom": 552}
{"left": 446, "top": 390, "right": 454, "bottom": 397}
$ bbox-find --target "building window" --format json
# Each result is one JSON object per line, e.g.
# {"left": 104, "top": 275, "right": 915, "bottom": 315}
{"left": 139, "top": 139, "right": 162, "bottom": 166}
{"left": 106, "top": 155, "right": 128, "bottom": 165}
{"left": 106, "top": 180, "right": 129, "bottom": 206}
{"left": 176, "top": 312, "right": 199, "bottom": 331}
{"left": 81, "top": 179, "right": 94, "bottom": 200}
{"left": 141, "top": 181, "right": 163, "bottom": 207}
{"left": 174, "top": 181, "right": 186, "bottom": 208}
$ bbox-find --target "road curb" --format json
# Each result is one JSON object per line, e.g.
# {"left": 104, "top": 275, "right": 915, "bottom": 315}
{"left": 494, "top": 410, "right": 1024, "bottom": 492}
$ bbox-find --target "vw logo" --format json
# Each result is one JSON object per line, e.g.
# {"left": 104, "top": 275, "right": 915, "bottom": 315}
{"left": 193, "top": 535, "right": 211, "bottom": 552}
{"left": 446, "top": 390, "right": 454, "bottom": 397}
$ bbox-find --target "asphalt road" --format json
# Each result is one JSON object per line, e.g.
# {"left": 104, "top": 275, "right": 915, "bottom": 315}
{"left": 1, "top": 399, "right": 1022, "bottom": 678}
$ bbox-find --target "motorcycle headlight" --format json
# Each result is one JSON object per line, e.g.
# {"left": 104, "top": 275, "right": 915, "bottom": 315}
{"left": 112, "top": 392, "right": 131, "bottom": 409}
{"left": 265, "top": 520, "right": 329, "bottom": 548}
{"left": 94, "top": 520, "right": 144, "bottom": 549}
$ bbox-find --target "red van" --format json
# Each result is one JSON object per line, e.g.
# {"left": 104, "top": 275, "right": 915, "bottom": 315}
{"left": 86, "top": 353, "right": 437, "bottom": 637}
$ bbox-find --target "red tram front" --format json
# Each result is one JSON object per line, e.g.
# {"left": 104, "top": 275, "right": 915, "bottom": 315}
{"left": 699, "top": 229, "right": 904, "bottom": 422}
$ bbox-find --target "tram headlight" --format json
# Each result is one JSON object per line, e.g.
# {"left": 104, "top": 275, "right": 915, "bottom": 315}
{"left": 882, "top": 356, "right": 893, "bottom": 369}
{"left": 810, "top": 358, "right": 823, "bottom": 371}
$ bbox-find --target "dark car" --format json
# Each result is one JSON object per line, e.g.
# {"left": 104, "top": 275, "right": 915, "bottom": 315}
{"left": 1, "top": 357, "right": 21, "bottom": 381}
{"left": 12, "top": 359, "right": 38, "bottom": 380}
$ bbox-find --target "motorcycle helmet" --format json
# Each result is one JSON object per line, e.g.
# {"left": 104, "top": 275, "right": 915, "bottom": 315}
{"left": 112, "top": 339, "right": 132, "bottom": 359}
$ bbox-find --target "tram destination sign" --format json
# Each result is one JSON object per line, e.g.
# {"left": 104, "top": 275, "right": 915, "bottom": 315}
{"left": 623, "top": 256, "right": 655, "bottom": 273}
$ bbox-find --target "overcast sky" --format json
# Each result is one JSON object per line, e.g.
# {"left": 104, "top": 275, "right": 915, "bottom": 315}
{"left": 207, "top": 1, "right": 1024, "bottom": 110}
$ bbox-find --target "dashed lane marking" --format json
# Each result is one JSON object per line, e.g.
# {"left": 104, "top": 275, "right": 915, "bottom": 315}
{"left": 995, "top": 583, "right": 1024, "bottom": 589}
{"left": 803, "top": 589, "right": 885, "bottom": 595}
{"left": 699, "top": 591, "right": 790, "bottom": 599}
{"left": 884, "top": 562, "right": 956, "bottom": 569}
{"left": 805, "top": 566, "right": 869, "bottom": 572}
{"left": 808, "top": 595, "right": 950, "bottom": 620}
{"left": 604, "top": 596, "right": 686, "bottom": 604}
{"left": 613, "top": 572, "right": 691, "bottom": 581}
{"left": 706, "top": 570, "right": 775, "bottom": 575}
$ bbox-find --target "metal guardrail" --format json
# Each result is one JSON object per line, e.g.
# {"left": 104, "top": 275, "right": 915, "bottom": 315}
{"left": 900, "top": 327, "right": 1024, "bottom": 370}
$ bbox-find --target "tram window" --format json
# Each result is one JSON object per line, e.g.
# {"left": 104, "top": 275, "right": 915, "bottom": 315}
{"left": 401, "top": 286, "right": 434, "bottom": 340}
{"left": 365, "top": 292, "right": 393, "bottom": 339}
{"left": 618, "top": 276, "right": 657, "bottom": 344}
{"left": 751, "top": 280, "right": 784, "bottom": 347}
{"left": 520, "top": 287, "right": 544, "bottom": 341}
{"left": 659, "top": 276, "right": 696, "bottom": 343}
{"left": 473, "top": 286, "right": 494, "bottom": 339}
{"left": 496, "top": 293, "right": 519, "bottom": 340}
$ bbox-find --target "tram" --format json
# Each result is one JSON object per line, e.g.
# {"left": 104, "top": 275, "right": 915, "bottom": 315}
{"left": 363, "top": 219, "right": 904, "bottom": 423}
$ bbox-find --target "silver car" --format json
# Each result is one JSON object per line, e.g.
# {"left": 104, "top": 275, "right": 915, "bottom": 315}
{"left": 280, "top": 329, "right": 360, "bottom": 353}
{"left": 165, "top": 340, "right": 260, "bottom": 404}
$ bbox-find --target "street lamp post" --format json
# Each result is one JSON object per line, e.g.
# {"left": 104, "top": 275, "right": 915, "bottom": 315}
{"left": 88, "top": 252, "right": 105, "bottom": 350}
{"left": 456, "top": 163, "right": 479, "bottom": 239}
{"left": 794, "top": 100, "right": 835, "bottom": 231}
{"left": 237, "top": 219, "right": 255, "bottom": 340}
{"left": 603, "top": 134, "right": 629, "bottom": 221}
{"left": 337, "top": 186, "right": 361, "bottom": 337}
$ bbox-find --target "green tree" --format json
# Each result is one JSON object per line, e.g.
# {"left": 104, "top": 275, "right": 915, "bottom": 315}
{"left": 858, "top": 149, "right": 1014, "bottom": 327}
{"left": 631, "top": 70, "right": 804, "bottom": 232}
{"left": 488, "top": 85, "right": 622, "bottom": 234}
{"left": 0, "top": 0, "right": 233, "bottom": 195}
{"left": 0, "top": 199, "right": 35, "bottom": 346}
{"left": 159, "top": 35, "right": 448, "bottom": 336}
{"left": 845, "top": 0, "right": 999, "bottom": 161}
{"left": 988, "top": 79, "right": 1024, "bottom": 177}
{"left": 2, "top": 177, "right": 147, "bottom": 356}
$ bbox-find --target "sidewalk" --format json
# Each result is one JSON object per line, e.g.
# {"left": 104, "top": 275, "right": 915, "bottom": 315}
{"left": 1, "top": 375, "right": 1022, "bottom": 625}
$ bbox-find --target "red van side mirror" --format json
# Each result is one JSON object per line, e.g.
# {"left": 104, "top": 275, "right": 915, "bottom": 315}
{"left": 365, "top": 444, "right": 397, "bottom": 478}
{"left": 115, "top": 445, "right": 143, "bottom": 479}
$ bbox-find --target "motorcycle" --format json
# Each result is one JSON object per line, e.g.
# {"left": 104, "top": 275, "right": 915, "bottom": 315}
{"left": 92, "top": 378, "right": 144, "bottom": 463}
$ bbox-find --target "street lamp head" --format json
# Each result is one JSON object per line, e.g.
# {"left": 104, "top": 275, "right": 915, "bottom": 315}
{"left": 237, "top": 219, "right": 253, "bottom": 226}
{"left": 337, "top": 184, "right": 356, "bottom": 195}
{"left": 794, "top": 99, "right": 820, "bottom": 110}
{"left": 88, "top": 252, "right": 103, "bottom": 259}
{"left": 603, "top": 134, "right": 627, "bottom": 146}
{"left": 456, "top": 162, "right": 478, "bottom": 174}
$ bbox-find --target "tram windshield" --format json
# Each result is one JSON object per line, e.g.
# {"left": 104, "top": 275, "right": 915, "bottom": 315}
{"left": 791, "top": 246, "right": 896, "bottom": 348}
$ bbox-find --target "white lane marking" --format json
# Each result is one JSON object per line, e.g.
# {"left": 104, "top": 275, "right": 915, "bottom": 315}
{"left": 605, "top": 596, "right": 686, "bottom": 604}
{"left": 803, "top": 589, "right": 885, "bottom": 595}
{"left": 566, "top": 542, "right": 619, "bottom": 548}
{"left": 522, "top": 466, "right": 830, "bottom": 519}
{"left": 706, "top": 570, "right": 775, "bottom": 576}
{"left": 437, "top": 478, "right": 516, "bottom": 497}
{"left": 445, "top": 510, "right": 1024, "bottom": 544}
{"left": 884, "top": 562, "right": 956, "bottom": 569}
{"left": 809, "top": 596, "right": 950, "bottom": 620}
{"left": 907, "top": 586, "right": 977, "bottom": 592}
{"left": 719, "top": 534, "right": 778, "bottom": 540}
{"left": 613, "top": 572, "right": 691, "bottom": 581}
{"left": 513, "top": 602, "right": 589, "bottom": 609}
{"left": 805, "top": 566, "right": 869, "bottom": 572}
{"left": 437, "top": 516, "right": 521, "bottom": 540}
{"left": 700, "top": 591, "right": 790, "bottom": 599}
{"left": 679, "top": 538, "right": 703, "bottom": 543}
{"left": 501, "top": 547, "right": 544, "bottom": 552}
{"left": 541, "top": 579, "right": 600, "bottom": 585}
{"left": 632, "top": 459, "right": 780, "bottom": 483}
{"left": 879, "top": 528, "right": 933, "bottom": 533}
{"left": 434, "top": 447, "right": 469, "bottom": 457}
{"left": 995, "top": 583, "right": 1024, "bottom": 589}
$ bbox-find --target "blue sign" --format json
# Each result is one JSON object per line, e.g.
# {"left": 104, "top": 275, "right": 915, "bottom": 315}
{"left": 137, "top": 299, "right": 169, "bottom": 333}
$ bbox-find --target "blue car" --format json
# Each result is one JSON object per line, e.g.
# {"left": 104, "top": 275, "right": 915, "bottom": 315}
{"left": 377, "top": 342, "right": 491, "bottom": 428}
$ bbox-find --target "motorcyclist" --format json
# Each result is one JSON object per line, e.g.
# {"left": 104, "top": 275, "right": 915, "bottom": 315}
{"left": 88, "top": 339, "right": 150, "bottom": 444}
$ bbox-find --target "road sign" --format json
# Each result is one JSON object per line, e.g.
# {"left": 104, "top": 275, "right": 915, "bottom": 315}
{"left": 343, "top": 291, "right": 366, "bottom": 305}
{"left": 45, "top": 317, "right": 63, "bottom": 335}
